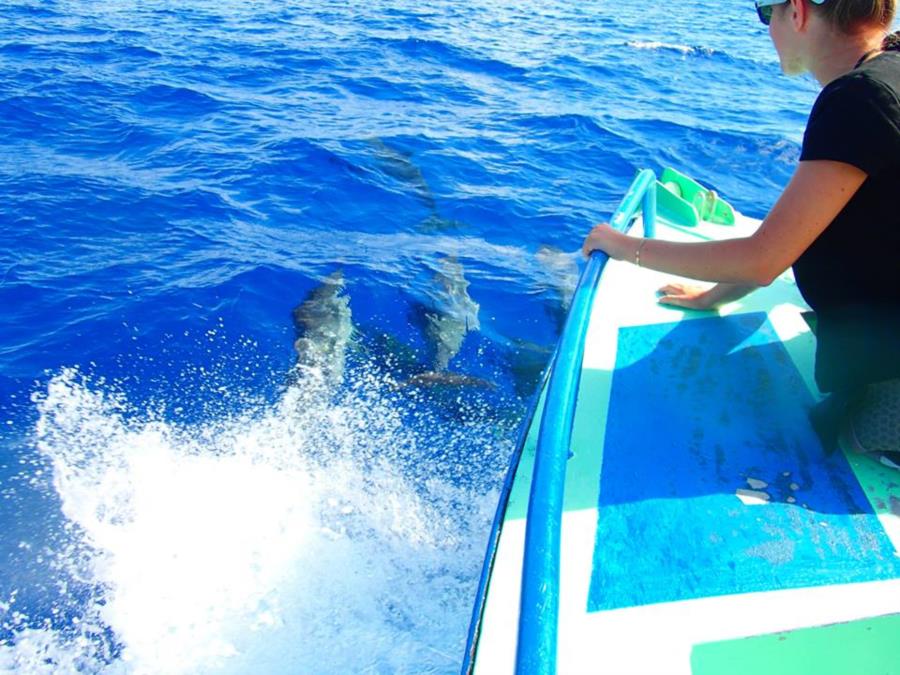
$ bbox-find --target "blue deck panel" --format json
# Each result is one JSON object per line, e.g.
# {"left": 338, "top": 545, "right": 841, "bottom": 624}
{"left": 588, "top": 313, "right": 900, "bottom": 612}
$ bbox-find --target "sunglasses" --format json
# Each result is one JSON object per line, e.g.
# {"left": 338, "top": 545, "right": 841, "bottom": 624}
{"left": 755, "top": 0, "right": 826, "bottom": 27}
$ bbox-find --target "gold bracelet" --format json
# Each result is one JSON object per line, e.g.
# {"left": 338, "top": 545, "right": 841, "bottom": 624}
{"left": 634, "top": 238, "right": 648, "bottom": 267}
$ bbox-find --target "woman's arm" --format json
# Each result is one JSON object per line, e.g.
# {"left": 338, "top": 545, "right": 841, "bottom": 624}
{"left": 582, "top": 160, "right": 867, "bottom": 286}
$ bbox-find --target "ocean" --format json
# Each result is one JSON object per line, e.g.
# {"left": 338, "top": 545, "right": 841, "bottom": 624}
{"left": 1, "top": 0, "right": 828, "bottom": 672}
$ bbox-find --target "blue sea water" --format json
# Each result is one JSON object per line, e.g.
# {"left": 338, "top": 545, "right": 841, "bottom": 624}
{"left": 0, "top": 0, "right": 835, "bottom": 672}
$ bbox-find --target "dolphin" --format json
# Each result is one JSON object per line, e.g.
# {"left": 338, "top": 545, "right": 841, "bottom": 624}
{"left": 394, "top": 255, "right": 495, "bottom": 390}
{"left": 395, "top": 371, "right": 497, "bottom": 390}
{"left": 366, "top": 138, "right": 436, "bottom": 211}
{"left": 291, "top": 270, "right": 353, "bottom": 386}
{"left": 535, "top": 244, "right": 580, "bottom": 313}
{"left": 366, "top": 137, "right": 474, "bottom": 232}
{"left": 535, "top": 245, "right": 580, "bottom": 332}
{"left": 508, "top": 338, "right": 555, "bottom": 398}
{"left": 419, "top": 212, "right": 466, "bottom": 232}
{"left": 423, "top": 255, "right": 480, "bottom": 372}
{"left": 366, "top": 139, "right": 464, "bottom": 232}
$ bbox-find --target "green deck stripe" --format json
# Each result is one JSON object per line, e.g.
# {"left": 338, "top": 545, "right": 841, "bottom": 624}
{"left": 505, "top": 367, "right": 613, "bottom": 520}
{"left": 690, "top": 613, "right": 900, "bottom": 675}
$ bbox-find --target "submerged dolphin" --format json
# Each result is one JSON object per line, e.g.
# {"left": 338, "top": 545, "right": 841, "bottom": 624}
{"left": 291, "top": 270, "right": 353, "bottom": 386}
{"left": 398, "top": 371, "right": 496, "bottom": 390}
{"left": 535, "top": 245, "right": 580, "bottom": 314}
{"left": 366, "top": 139, "right": 464, "bottom": 231}
{"left": 508, "top": 338, "right": 555, "bottom": 398}
{"left": 367, "top": 138, "right": 436, "bottom": 211}
{"left": 423, "top": 255, "right": 480, "bottom": 372}
{"left": 390, "top": 255, "right": 493, "bottom": 391}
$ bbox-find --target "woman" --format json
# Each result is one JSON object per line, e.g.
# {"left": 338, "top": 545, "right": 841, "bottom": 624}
{"left": 582, "top": 0, "right": 900, "bottom": 467}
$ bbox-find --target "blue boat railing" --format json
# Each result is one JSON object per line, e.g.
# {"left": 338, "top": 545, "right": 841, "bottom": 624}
{"left": 461, "top": 359, "right": 554, "bottom": 673}
{"left": 515, "top": 169, "right": 657, "bottom": 674}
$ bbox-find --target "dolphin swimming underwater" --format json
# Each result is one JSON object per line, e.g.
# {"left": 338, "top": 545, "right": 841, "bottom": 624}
{"left": 508, "top": 337, "right": 555, "bottom": 398}
{"left": 535, "top": 244, "right": 580, "bottom": 316}
{"left": 398, "top": 370, "right": 495, "bottom": 390}
{"left": 366, "top": 139, "right": 466, "bottom": 231}
{"left": 423, "top": 255, "right": 481, "bottom": 372}
{"left": 367, "top": 138, "right": 436, "bottom": 211}
{"left": 384, "top": 254, "right": 492, "bottom": 391}
{"left": 291, "top": 270, "right": 353, "bottom": 386}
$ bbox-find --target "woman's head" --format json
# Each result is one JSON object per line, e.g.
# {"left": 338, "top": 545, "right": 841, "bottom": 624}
{"left": 759, "top": 0, "right": 898, "bottom": 81}
{"left": 759, "top": 0, "right": 896, "bottom": 32}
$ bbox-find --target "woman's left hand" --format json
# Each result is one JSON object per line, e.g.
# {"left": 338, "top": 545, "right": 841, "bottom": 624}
{"left": 582, "top": 223, "right": 627, "bottom": 259}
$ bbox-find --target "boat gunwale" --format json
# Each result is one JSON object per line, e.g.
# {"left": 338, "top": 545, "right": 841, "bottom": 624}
{"left": 460, "top": 362, "right": 554, "bottom": 674}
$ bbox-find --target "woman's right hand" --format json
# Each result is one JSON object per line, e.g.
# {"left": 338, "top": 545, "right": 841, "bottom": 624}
{"left": 656, "top": 282, "right": 718, "bottom": 310}
{"left": 657, "top": 281, "right": 757, "bottom": 310}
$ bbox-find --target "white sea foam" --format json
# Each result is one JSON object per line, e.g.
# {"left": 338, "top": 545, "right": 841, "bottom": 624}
{"left": 1, "top": 368, "right": 503, "bottom": 674}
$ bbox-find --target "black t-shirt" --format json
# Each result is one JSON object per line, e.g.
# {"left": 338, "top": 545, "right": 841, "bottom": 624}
{"left": 795, "top": 50, "right": 900, "bottom": 393}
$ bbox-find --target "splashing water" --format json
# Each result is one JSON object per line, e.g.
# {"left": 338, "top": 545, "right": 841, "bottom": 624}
{"left": 1, "top": 367, "right": 510, "bottom": 673}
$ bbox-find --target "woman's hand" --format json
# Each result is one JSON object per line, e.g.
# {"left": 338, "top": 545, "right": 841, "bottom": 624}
{"left": 582, "top": 223, "right": 629, "bottom": 260}
{"left": 656, "top": 282, "right": 717, "bottom": 310}
{"left": 657, "top": 281, "right": 757, "bottom": 310}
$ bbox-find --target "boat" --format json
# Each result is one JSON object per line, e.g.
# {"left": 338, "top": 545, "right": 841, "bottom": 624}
{"left": 462, "top": 168, "right": 900, "bottom": 674}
